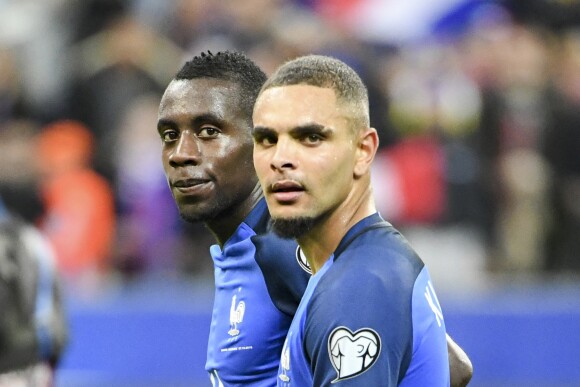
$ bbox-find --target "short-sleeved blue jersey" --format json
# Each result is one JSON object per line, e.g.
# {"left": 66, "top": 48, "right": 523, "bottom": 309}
{"left": 205, "top": 198, "right": 310, "bottom": 386}
{"left": 277, "top": 213, "right": 450, "bottom": 386}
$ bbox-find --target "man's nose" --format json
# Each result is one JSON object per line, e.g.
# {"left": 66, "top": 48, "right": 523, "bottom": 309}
{"left": 270, "top": 137, "right": 296, "bottom": 171}
{"left": 168, "top": 131, "right": 201, "bottom": 167}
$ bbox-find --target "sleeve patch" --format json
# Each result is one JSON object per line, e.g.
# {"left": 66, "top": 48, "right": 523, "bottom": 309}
{"left": 328, "top": 326, "right": 381, "bottom": 383}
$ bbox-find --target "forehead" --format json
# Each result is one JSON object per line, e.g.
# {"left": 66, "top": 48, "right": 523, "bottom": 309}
{"left": 159, "top": 78, "right": 243, "bottom": 120}
{"left": 253, "top": 84, "right": 341, "bottom": 129}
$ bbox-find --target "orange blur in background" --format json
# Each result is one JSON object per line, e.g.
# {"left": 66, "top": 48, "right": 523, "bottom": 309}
{"left": 36, "top": 120, "right": 115, "bottom": 280}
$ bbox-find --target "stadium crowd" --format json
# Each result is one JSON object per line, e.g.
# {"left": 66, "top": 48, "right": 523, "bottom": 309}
{"left": 0, "top": 0, "right": 579, "bottom": 297}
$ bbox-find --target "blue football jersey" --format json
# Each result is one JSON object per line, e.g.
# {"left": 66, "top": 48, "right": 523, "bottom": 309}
{"left": 206, "top": 199, "right": 310, "bottom": 386}
{"left": 278, "top": 213, "right": 450, "bottom": 386}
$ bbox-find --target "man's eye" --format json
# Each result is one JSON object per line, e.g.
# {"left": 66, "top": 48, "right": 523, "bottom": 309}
{"left": 255, "top": 134, "right": 277, "bottom": 146}
{"left": 199, "top": 127, "right": 220, "bottom": 138}
{"left": 263, "top": 136, "right": 277, "bottom": 146}
{"left": 161, "top": 130, "right": 178, "bottom": 143}
{"left": 304, "top": 134, "right": 323, "bottom": 144}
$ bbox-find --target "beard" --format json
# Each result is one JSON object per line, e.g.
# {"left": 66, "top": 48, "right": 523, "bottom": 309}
{"left": 271, "top": 216, "right": 317, "bottom": 239}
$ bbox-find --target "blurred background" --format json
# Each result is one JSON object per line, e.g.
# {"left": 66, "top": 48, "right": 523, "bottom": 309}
{"left": 0, "top": 0, "right": 579, "bottom": 385}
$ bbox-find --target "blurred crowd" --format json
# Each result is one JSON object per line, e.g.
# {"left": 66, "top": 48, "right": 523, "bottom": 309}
{"left": 0, "top": 0, "right": 579, "bottom": 297}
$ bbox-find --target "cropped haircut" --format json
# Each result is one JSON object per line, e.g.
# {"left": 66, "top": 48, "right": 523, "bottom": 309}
{"left": 175, "top": 51, "right": 267, "bottom": 123}
{"left": 261, "top": 55, "right": 370, "bottom": 129}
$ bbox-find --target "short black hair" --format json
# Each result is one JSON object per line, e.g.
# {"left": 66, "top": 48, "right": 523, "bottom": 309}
{"left": 261, "top": 55, "right": 370, "bottom": 129}
{"left": 175, "top": 51, "right": 267, "bottom": 120}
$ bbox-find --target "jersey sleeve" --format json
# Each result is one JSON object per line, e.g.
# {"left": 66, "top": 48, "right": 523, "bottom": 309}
{"left": 399, "top": 267, "right": 450, "bottom": 387}
{"left": 303, "top": 268, "right": 414, "bottom": 386}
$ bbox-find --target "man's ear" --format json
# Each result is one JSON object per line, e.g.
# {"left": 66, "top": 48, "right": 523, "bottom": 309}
{"left": 354, "top": 127, "right": 379, "bottom": 178}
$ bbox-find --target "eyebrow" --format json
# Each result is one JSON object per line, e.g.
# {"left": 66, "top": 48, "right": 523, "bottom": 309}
{"left": 157, "top": 118, "right": 175, "bottom": 133}
{"left": 252, "top": 125, "right": 275, "bottom": 137}
{"left": 252, "top": 123, "right": 332, "bottom": 137}
{"left": 157, "top": 113, "right": 225, "bottom": 133}
{"left": 289, "top": 124, "right": 330, "bottom": 137}
{"left": 192, "top": 113, "right": 224, "bottom": 127}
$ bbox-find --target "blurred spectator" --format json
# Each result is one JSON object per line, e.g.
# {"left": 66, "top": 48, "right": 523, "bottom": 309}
{"left": 0, "top": 122, "right": 68, "bottom": 386}
{"left": 0, "top": 48, "right": 28, "bottom": 124}
{"left": 543, "top": 29, "right": 580, "bottom": 272}
{"left": 66, "top": 6, "right": 182, "bottom": 189}
{"left": 372, "top": 42, "right": 483, "bottom": 227}
{"left": 0, "top": 120, "right": 44, "bottom": 223}
{"left": 0, "top": 0, "right": 576, "bottom": 283}
{"left": 36, "top": 120, "right": 116, "bottom": 291}
{"left": 164, "top": 0, "right": 224, "bottom": 52}
{"left": 0, "top": 0, "right": 72, "bottom": 122}
{"left": 0, "top": 201, "right": 69, "bottom": 386}
{"left": 472, "top": 23, "right": 554, "bottom": 272}
{"left": 505, "top": 0, "right": 580, "bottom": 32}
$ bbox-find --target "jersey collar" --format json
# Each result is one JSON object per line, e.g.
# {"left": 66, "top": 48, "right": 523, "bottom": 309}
{"left": 334, "top": 213, "right": 387, "bottom": 258}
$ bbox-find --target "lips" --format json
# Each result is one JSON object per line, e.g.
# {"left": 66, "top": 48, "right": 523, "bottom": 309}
{"left": 173, "top": 178, "right": 210, "bottom": 188}
{"left": 172, "top": 178, "right": 212, "bottom": 195}
{"left": 271, "top": 180, "right": 303, "bottom": 192}
{"left": 269, "top": 180, "right": 305, "bottom": 203}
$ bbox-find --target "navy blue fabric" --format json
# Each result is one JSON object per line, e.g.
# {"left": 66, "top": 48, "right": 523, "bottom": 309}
{"left": 277, "top": 214, "right": 450, "bottom": 386}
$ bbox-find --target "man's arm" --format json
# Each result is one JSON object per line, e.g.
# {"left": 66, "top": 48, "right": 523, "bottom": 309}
{"left": 447, "top": 334, "right": 473, "bottom": 387}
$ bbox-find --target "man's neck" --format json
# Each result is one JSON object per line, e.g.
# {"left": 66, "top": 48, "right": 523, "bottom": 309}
{"left": 298, "top": 184, "right": 376, "bottom": 274}
{"left": 206, "top": 183, "right": 263, "bottom": 247}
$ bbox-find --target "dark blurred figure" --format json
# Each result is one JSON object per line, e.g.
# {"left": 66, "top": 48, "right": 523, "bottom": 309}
{"left": 455, "top": 14, "right": 556, "bottom": 273}
{"left": 543, "top": 29, "right": 580, "bottom": 273}
{"left": 505, "top": 0, "right": 580, "bottom": 32}
{"left": 482, "top": 24, "right": 554, "bottom": 272}
{"left": 0, "top": 49, "right": 31, "bottom": 125}
{"left": 498, "top": 0, "right": 580, "bottom": 275}
{"left": 0, "top": 121, "right": 68, "bottom": 385}
{"left": 0, "top": 121, "right": 44, "bottom": 223}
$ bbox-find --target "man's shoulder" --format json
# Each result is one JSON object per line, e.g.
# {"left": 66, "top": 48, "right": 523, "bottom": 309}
{"left": 251, "top": 230, "right": 310, "bottom": 316}
{"left": 251, "top": 230, "right": 310, "bottom": 283}
{"left": 336, "top": 224, "right": 425, "bottom": 279}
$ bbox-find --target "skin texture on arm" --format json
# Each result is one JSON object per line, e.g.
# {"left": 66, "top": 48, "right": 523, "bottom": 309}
{"left": 447, "top": 334, "right": 473, "bottom": 387}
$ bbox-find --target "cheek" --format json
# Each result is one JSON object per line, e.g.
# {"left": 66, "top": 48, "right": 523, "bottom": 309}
{"left": 212, "top": 142, "right": 234, "bottom": 160}
{"left": 314, "top": 153, "right": 354, "bottom": 191}
{"left": 222, "top": 144, "right": 255, "bottom": 178}
{"left": 161, "top": 149, "right": 171, "bottom": 169}
{"left": 252, "top": 149, "right": 269, "bottom": 178}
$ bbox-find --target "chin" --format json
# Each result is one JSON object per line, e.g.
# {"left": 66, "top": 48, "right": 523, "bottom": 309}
{"left": 178, "top": 210, "right": 205, "bottom": 224}
{"left": 271, "top": 216, "right": 317, "bottom": 239}
{"left": 178, "top": 203, "right": 218, "bottom": 223}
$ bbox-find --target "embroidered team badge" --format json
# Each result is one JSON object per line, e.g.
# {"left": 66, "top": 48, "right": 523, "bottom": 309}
{"left": 228, "top": 293, "right": 245, "bottom": 336}
{"left": 295, "top": 246, "right": 312, "bottom": 274}
{"left": 328, "top": 327, "right": 381, "bottom": 382}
